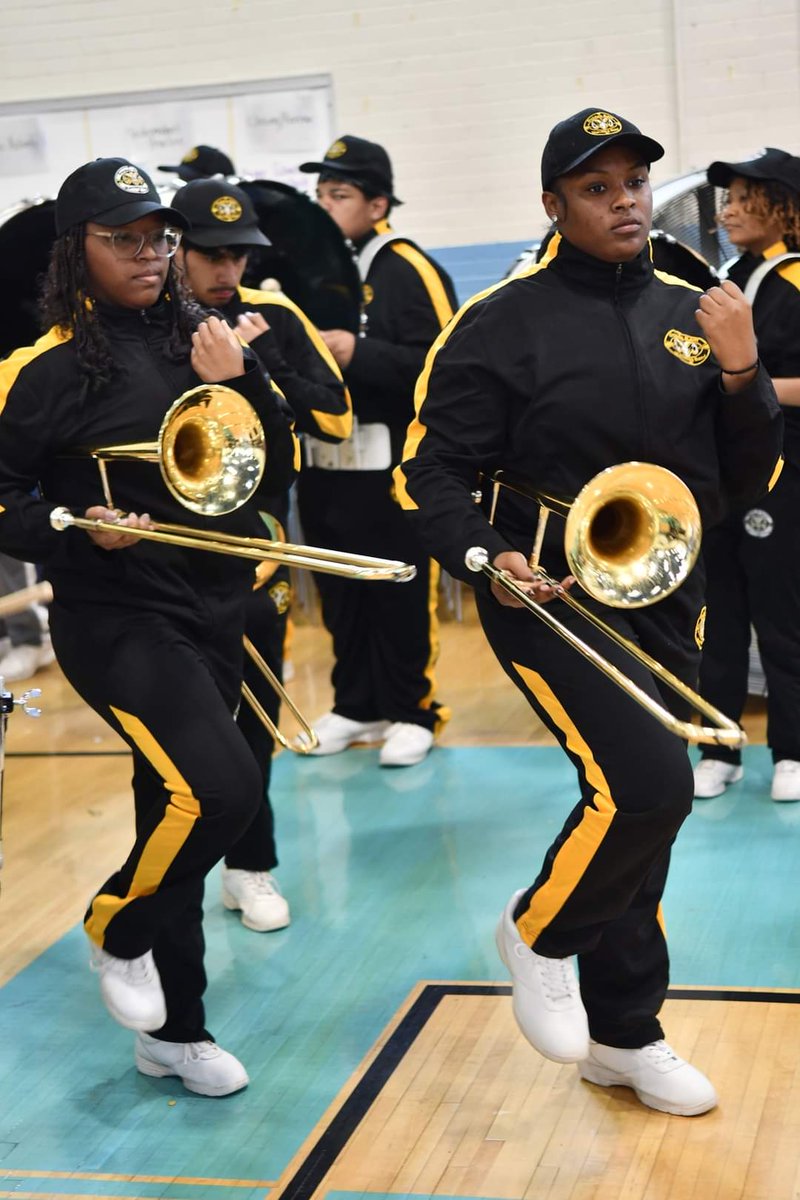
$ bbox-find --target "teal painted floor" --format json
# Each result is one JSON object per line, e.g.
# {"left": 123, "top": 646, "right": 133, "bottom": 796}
{"left": 1, "top": 744, "right": 798, "bottom": 1194}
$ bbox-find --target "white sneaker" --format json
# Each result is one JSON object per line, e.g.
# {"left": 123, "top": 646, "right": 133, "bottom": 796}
{"left": 0, "top": 640, "right": 55, "bottom": 683}
{"left": 90, "top": 944, "right": 167, "bottom": 1032}
{"left": 771, "top": 759, "right": 800, "bottom": 802}
{"left": 693, "top": 758, "right": 743, "bottom": 798}
{"left": 495, "top": 889, "right": 589, "bottom": 1063}
{"left": 579, "top": 1039, "right": 718, "bottom": 1116}
{"left": 221, "top": 868, "right": 290, "bottom": 932}
{"left": 135, "top": 1032, "right": 249, "bottom": 1096}
{"left": 379, "top": 722, "right": 434, "bottom": 767}
{"left": 296, "top": 712, "right": 389, "bottom": 755}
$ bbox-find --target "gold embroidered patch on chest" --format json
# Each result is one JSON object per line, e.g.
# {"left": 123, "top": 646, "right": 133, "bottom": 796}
{"left": 663, "top": 330, "right": 711, "bottom": 366}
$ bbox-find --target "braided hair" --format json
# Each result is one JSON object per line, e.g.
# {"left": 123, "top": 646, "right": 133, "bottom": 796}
{"left": 39, "top": 225, "right": 207, "bottom": 393}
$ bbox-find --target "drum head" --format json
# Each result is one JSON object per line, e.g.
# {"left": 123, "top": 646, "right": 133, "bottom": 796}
{"left": 0, "top": 200, "right": 56, "bottom": 358}
{"left": 237, "top": 180, "right": 362, "bottom": 333}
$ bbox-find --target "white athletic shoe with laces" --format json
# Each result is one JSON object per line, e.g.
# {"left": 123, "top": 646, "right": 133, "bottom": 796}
{"left": 296, "top": 712, "right": 389, "bottom": 755}
{"left": 771, "top": 759, "right": 800, "bottom": 802}
{"left": 495, "top": 888, "right": 589, "bottom": 1063}
{"left": 693, "top": 758, "right": 743, "bottom": 798}
{"left": 579, "top": 1038, "right": 718, "bottom": 1115}
{"left": 135, "top": 1032, "right": 249, "bottom": 1096}
{"left": 221, "top": 868, "right": 290, "bottom": 931}
{"left": 89, "top": 944, "right": 167, "bottom": 1032}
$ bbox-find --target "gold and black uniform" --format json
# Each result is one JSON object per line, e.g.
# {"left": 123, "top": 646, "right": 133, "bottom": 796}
{"left": 396, "top": 234, "right": 782, "bottom": 1047}
{"left": 699, "top": 243, "right": 800, "bottom": 769}
{"left": 297, "top": 220, "right": 457, "bottom": 733}
{"left": 218, "top": 285, "right": 351, "bottom": 872}
{"left": 0, "top": 298, "right": 297, "bottom": 1043}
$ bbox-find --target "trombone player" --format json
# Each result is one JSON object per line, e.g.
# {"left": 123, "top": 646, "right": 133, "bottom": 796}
{"left": 395, "top": 108, "right": 783, "bottom": 1116}
{"left": 0, "top": 158, "right": 298, "bottom": 1096}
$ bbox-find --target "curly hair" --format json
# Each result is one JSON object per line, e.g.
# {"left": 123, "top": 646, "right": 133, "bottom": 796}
{"left": 39, "top": 226, "right": 207, "bottom": 392}
{"left": 727, "top": 179, "right": 800, "bottom": 251}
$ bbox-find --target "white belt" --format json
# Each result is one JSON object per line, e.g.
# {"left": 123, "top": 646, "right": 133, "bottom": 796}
{"left": 303, "top": 421, "right": 392, "bottom": 471}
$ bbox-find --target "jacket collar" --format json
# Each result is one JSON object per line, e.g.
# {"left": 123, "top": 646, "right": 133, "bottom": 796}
{"left": 545, "top": 232, "right": 653, "bottom": 295}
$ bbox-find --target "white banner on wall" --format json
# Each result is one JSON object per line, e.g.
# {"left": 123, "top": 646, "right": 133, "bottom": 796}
{"left": 0, "top": 74, "right": 333, "bottom": 213}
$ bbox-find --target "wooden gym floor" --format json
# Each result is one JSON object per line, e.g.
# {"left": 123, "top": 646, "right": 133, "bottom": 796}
{"left": 1, "top": 593, "right": 795, "bottom": 1200}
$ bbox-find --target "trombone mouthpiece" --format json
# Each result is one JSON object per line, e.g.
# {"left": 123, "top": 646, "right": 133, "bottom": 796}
{"left": 465, "top": 547, "right": 489, "bottom": 572}
{"left": 49, "top": 507, "right": 75, "bottom": 532}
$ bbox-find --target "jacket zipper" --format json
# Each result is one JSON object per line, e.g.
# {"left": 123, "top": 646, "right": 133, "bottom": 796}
{"left": 613, "top": 264, "right": 650, "bottom": 457}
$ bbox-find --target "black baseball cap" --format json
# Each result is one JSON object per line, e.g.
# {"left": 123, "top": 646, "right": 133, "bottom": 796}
{"left": 55, "top": 157, "right": 189, "bottom": 236}
{"left": 541, "top": 108, "right": 665, "bottom": 190}
{"left": 299, "top": 135, "right": 402, "bottom": 204}
{"left": 158, "top": 144, "right": 235, "bottom": 182}
{"left": 707, "top": 148, "right": 800, "bottom": 193}
{"left": 170, "top": 178, "right": 270, "bottom": 248}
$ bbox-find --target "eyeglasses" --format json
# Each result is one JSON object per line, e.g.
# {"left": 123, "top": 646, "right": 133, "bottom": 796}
{"left": 87, "top": 227, "right": 183, "bottom": 259}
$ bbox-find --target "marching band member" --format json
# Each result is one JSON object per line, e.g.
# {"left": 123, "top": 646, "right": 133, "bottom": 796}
{"left": 395, "top": 109, "right": 783, "bottom": 1114}
{"left": 170, "top": 176, "right": 352, "bottom": 932}
{"left": 0, "top": 158, "right": 297, "bottom": 1096}
{"left": 694, "top": 149, "right": 800, "bottom": 802}
{"left": 296, "top": 136, "right": 458, "bottom": 767}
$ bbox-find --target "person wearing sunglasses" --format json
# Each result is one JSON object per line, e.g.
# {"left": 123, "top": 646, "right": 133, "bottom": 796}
{"left": 0, "top": 157, "right": 297, "bottom": 1096}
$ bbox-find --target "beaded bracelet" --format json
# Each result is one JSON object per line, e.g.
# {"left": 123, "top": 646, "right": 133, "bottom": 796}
{"left": 720, "top": 359, "right": 759, "bottom": 375}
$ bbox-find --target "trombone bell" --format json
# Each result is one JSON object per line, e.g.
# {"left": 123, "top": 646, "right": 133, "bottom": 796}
{"left": 93, "top": 385, "right": 266, "bottom": 516}
{"left": 564, "top": 463, "right": 702, "bottom": 608}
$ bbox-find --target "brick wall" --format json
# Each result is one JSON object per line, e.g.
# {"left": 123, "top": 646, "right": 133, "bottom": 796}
{"left": 0, "top": 0, "right": 797, "bottom": 248}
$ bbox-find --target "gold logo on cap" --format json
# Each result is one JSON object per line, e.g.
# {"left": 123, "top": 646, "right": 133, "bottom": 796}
{"left": 113, "top": 165, "right": 149, "bottom": 194}
{"left": 182, "top": 147, "right": 200, "bottom": 163}
{"left": 583, "top": 112, "right": 623, "bottom": 137}
{"left": 211, "top": 195, "right": 243, "bottom": 222}
{"left": 663, "top": 329, "right": 711, "bottom": 366}
{"left": 326, "top": 140, "right": 348, "bottom": 159}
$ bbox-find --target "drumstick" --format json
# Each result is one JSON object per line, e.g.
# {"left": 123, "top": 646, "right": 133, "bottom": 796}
{"left": 0, "top": 580, "right": 53, "bottom": 619}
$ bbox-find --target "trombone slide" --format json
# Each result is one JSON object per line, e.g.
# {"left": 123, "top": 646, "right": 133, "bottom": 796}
{"left": 465, "top": 547, "right": 745, "bottom": 748}
{"left": 49, "top": 508, "right": 416, "bottom": 582}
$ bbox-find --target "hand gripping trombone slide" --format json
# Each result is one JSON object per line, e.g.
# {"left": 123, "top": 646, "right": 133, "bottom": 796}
{"left": 48, "top": 385, "right": 415, "bottom": 753}
{"left": 465, "top": 462, "right": 744, "bottom": 748}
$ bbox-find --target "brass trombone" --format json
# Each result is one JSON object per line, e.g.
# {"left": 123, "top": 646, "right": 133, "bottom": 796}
{"left": 466, "top": 462, "right": 744, "bottom": 748}
{"left": 49, "top": 384, "right": 416, "bottom": 752}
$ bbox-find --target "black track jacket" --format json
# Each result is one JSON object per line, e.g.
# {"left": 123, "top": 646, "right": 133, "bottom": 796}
{"left": 396, "top": 234, "right": 784, "bottom": 586}
{"left": 0, "top": 298, "right": 298, "bottom": 616}
{"left": 221, "top": 286, "right": 352, "bottom": 444}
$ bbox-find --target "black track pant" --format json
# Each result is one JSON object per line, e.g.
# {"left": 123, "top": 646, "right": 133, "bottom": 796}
{"left": 50, "top": 601, "right": 262, "bottom": 1044}
{"left": 476, "top": 583, "right": 700, "bottom": 1048}
{"left": 297, "top": 468, "right": 445, "bottom": 731}
{"left": 699, "top": 464, "right": 800, "bottom": 766}
{"left": 226, "top": 567, "right": 291, "bottom": 871}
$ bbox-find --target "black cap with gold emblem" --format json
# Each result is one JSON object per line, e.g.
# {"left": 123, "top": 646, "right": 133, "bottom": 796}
{"left": 541, "top": 108, "right": 665, "bottom": 191}
{"left": 170, "top": 178, "right": 270, "bottom": 248}
{"left": 299, "top": 135, "right": 402, "bottom": 205}
{"left": 55, "top": 157, "right": 190, "bottom": 236}
{"left": 158, "top": 144, "right": 235, "bottom": 182}
{"left": 707, "top": 148, "right": 800, "bottom": 194}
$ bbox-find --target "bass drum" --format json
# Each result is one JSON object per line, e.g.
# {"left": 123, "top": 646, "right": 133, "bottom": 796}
{"left": 0, "top": 198, "right": 57, "bottom": 359}
{"left": 237, "top": 180, "right": 362, "bottom": 334}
